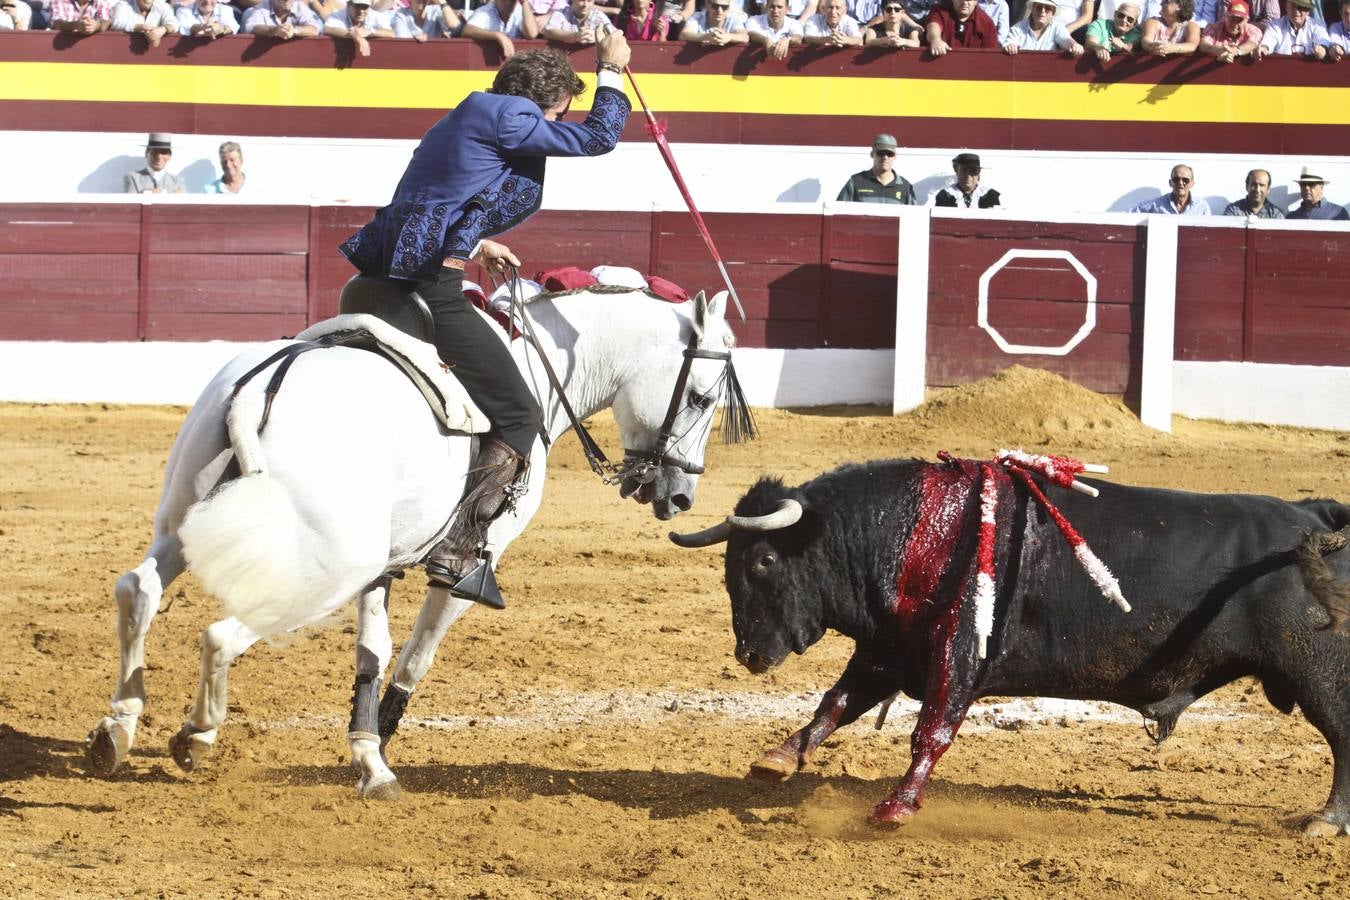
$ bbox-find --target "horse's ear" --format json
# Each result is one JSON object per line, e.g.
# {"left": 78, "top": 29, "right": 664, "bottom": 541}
{"left": 692, "top": 290, "right": 727, "bottom": 339}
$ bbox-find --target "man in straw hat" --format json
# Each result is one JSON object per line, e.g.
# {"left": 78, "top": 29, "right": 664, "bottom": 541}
{"left": 122, "top": 133, "right": 184, "bottom": 194}
{"left": 1255, "top": 0, "right": 1328, "bottom": 59}
{"left": 1287, "top": 167, "right": 1349, "bottom": 221}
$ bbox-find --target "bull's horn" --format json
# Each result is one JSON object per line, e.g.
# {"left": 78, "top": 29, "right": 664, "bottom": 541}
{"left": 728, "top": 498, "right": 803, "bottom": 531}
{"left": 668, "top": 521, "right": 733, "bottom": 548}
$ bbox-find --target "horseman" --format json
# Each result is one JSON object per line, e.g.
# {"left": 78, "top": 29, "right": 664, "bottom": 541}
{"left": 339, "top": 35, "right": 633, "bottom": 608}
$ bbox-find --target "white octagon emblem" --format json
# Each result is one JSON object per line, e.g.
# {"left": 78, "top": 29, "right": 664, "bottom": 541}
{"left": 977, "top": 249, "right": 1097, "bottom": 356}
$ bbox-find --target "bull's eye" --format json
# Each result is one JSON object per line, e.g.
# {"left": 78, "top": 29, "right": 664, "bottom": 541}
{"left": 751, "top": 551, "right": 778, "bottom": 577}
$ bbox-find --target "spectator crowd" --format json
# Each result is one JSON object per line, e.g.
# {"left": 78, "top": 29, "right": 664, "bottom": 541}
{"left": 4, "top": 0, "right": 1349, "bottom": 67}
{"left": 835, "top": 133, "right": 1349, "bottom": 218}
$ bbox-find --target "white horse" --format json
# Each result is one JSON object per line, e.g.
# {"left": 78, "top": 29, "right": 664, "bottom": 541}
{"left": 87, "top": 286, "right": 746, "bottom": 798}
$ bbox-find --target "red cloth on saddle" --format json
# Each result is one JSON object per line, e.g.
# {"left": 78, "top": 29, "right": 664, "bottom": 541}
{"left": 462, "top": 285, "right": 521, "bottom": 339}
{"left": 644, "top": 274, "right": 688, "bottom": 303}
{"left": 535, "top": 266, "right": 597, "bottom": 292}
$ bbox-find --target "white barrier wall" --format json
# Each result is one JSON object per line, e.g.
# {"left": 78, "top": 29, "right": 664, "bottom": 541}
{"left": 4, "top": 130, "right": 1350, "bottom": 217}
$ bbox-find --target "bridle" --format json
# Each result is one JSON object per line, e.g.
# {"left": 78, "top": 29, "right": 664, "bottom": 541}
{"left": 500, "top": 268, "right": 751, "bottom": 488}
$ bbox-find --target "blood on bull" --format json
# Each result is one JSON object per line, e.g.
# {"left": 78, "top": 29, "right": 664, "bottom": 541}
{"left": 671, "top": 453, "right": 1350, "bottom": 834}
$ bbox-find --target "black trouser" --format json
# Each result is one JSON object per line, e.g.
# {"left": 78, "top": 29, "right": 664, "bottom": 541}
{"left": 406, "top": 267, "right": 542, "bottom": 458}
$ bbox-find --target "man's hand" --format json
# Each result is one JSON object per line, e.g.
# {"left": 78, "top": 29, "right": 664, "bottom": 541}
{"left": 767, "top": 35, "right": 789, "bottom": 58}
{"left": 599, "top": 28, "right": 631, "bottom": 68}
{"left": 929, "top": 36, "right": 950, "bottom": 56}
{"left": 475, "top": 239, "right": 522, "bottom": 274}
{"left": 1094, "top": 45, "right": 1110, "bottom": 62}
{"left": 577, "top": 25, "right": 597, "bottom": 44}
{"left": 1067, "top": 40, "right": 1084, "bottom": 58}
{"left": 498, "top": 33, "right": 516, "bottom": 57}
{"left": 1002, "top": 41, "right": 1018, "bottom": 55}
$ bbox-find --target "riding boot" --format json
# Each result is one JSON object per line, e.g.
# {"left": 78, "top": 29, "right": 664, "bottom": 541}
{"left": 424, "top": 438, "right": 527, "bottom": 609}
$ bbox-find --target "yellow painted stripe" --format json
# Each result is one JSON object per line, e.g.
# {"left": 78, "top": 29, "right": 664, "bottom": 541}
{"left": 2, "top": 60, "right": 1348, "bottom": 125}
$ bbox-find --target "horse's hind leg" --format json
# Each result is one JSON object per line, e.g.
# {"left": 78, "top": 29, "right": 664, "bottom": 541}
{"left": 377, "top": 586, "right": 475, "bottom": 752}
{"left": 349, "top": 578, "right": 400, "bottom": 799}
{"left": 169, "top": 616, "right": 261, "bottom": 772}
{"left": 87, "top": 534, "right": 186, "bottom": 775}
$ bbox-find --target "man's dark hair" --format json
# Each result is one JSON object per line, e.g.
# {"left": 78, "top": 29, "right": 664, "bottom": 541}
{"left": 490, "top": 49, "right": 587, "bottom": 111}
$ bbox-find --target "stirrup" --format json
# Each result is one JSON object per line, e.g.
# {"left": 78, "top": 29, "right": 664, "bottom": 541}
{"left": 426, "top": 556, "right": 505, "bottom": 610}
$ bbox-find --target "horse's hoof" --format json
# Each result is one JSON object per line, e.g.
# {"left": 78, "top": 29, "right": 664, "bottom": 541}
{"left": 870, "top": 797, "right": 918, "bottom": 828}
{"left": 748, "top": 748, "right": 797, "bottom": 782}
{"left": 359, "top": 772, "right": 401, "bottom": 801}
{"left": 1302, "top": 814, "right": 1349, "bottom": 838}
{"left": 85, "top": 719, "right": 126, "bottom": 776}
{"left": 168, "top": 727, "right": 214, "bottom": 773}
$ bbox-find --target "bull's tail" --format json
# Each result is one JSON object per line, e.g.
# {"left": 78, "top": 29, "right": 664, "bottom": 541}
{"left": 1295, "top": 527, "right": 1350, "bottom": 635}
{"left": 179, "top": 369, "right": 338, "bottom": 638}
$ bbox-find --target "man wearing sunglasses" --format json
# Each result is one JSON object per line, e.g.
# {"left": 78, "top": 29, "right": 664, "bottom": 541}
{"left": 863, "top": 0, "right": 922, "bottom": 44}
{"left": 837, "top": 134, "right": 916, "bottom": 204}
{"left": 679, "top": 0, "right": 748, "bottom": 43}
{"left": 1130, "top": 164, "right": 1211, "bottom": 215}
{"left": 1084, "top": 1, "right": 1141, "bottom": 60}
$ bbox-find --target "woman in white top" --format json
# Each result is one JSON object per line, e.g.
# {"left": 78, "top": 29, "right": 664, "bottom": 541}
{"left": 1140, "top": 0, "right": 1200, "bottom": 53}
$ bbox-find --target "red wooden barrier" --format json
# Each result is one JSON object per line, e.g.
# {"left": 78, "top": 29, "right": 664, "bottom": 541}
{"left": 4, "top": 204, "right": 1349, "bottom": 392}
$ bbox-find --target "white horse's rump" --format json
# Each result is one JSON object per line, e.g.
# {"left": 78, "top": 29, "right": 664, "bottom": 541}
{"left": 88, "top": 288, "right": 740, "bottom": 796}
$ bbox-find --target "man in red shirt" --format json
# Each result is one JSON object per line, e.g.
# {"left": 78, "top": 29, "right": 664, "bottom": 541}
{"left": 925, "top": 0, "right": 997, "bottom": 54}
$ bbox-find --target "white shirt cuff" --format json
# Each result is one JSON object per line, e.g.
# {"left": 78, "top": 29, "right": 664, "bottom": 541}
{"left": 597, "top": 68, "right": 623, "bottom": 91}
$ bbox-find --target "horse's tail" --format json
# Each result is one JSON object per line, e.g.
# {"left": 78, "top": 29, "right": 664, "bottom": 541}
{"left": 179, "top": 359, "right": 339, "bottom": 638}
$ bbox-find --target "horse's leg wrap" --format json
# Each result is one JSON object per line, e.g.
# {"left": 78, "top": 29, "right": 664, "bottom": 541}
{"left": 378, "top": 684, "right": 411, "bottom": 749}
{"left": 348, "top": 673, "right": 381, "bottom": 743}
{"left": 425, "top": 437, "right": 526, "bottom": 609}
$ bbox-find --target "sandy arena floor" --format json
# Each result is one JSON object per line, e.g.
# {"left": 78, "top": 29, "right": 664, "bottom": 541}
{"left": 3, "top": 367, "right": 1349, "bottom": 898}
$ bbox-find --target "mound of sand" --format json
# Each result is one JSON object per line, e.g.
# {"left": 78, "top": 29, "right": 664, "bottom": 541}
{"left": 907, "top": 366, "right": 1163, "bottom": 448}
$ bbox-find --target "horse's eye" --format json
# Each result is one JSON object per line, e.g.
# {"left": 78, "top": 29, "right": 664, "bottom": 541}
{"left": 751, "top": 551, "right": 777, "bottom": 577}
{"left": 689, "top": 392, "right": 713, "bottom": 411}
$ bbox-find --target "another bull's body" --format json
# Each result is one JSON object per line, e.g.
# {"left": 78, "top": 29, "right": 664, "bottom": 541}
{"left": 716, "top": 459, "right": 1350, "bottom": 832}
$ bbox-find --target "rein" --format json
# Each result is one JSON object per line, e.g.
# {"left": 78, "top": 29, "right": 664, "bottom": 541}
{"left": 502, "top": 267, "right": 752, "bottom": 487}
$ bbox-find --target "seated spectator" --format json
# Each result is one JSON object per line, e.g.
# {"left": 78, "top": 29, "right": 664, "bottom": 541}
{"left": 1288, "top": 167, "right": 1349, "bottom": 220}
{"left": 1054, "top": 0, "right": 1096, "bottom": 38}
{"left": 837, "top": 134, "right": 916, "bottom": 204}
{"left": 1004, "top": 0, "right": 1085, "bottom": 52}
{"left": 542, "top": 0, "right": 611, "bottom": 42}
{"left": 1324, "top": 0, "right": 1349, "bottom": 60}
{"left": 803, "top": 0, "right": 864, "bottom": 42}
{"left": 926, "top": 0, "right": 1000, "bottom": 53}
{"left": 177, "top": 0, "right": 240, "bottom": 37}
{"left": 1199, "top": 0, "right": 1261, "bottom": 59}
{"left": 50, "top": 0, "right": 114, "bottom": 33}
{"left": 324, "top": 0, "right": 394, "bottom": 55}
{"left": 1223, "top": 168, "right": 1284, "bottom": 218}
{"left": 391, "top": 0, "right": 462, "bottom": 40}
{"left": 864, "top": 0, "right": 923, "bottom": 44}
{"left": 0, "top": 0, "right": 33, "bottom": 28}
{"left": 1085, "top": 1, "right": 1142, "bottom": 58}
{"left": 462, "top": 0, "right": 540, "bottom": 57}
{"left": 679, "top": 0, "right": 750, "bottom": 44}
{"left": 978, "top": 0, "right": 1010, "bottom": 42}
{"left": 1256, "top": 0, "right": 1328, "bottom": 57}
{"left": 932, "top": 152, "right": 1002, "bottom": 209}
{"left": 124, "top": 133, "right": 185, "bottom": 195}
{"left": 204, "top": 141, "right": 247, "bottom": 194}
{"left": 617, "top": 0, "right": 668, "bottom": 40}
{"left": 1130, "top": 164, "right": 1209, "bottom": 215}
{"left": 1211, "top": 0, "right": 1277, "bottom": 31}
{"left": 1140, "top": 0, "right": 1201, "bottom": 52}
{"left": 111, "top": 0, "right": 176, "bottom": 45}
{"left": 242, "top": 0, "right": 322, "bottom": 37}
{"left": 747, "top": 0, "right": 804, "bottom": 57}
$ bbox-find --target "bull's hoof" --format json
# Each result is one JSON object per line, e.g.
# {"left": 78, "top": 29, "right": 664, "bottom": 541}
{"left": 1301, "top": 814, "right": 1350, "bottom": 838}
{"left": 168, "top": 727, "right": 215, "bottom": 773}
{"left": 869, "top": 797, "right": 918, "bottom": 828}
{"left": 748, "top": 748, "right": 798, "bottom": 782}
{"left": 85, "top": 718, "right": 128, "bottom": 776}
{"left": 358, "top": 771, "right": 401, "bottom": 802}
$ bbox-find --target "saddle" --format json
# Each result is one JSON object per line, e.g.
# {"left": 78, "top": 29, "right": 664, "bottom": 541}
{"left": 294, "top": 276, "right": 490, "bottom": 435}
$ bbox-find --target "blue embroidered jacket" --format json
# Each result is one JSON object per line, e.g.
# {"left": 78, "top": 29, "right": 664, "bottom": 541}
{"left": 341, "top": 86, "right": 631, "bottom": 281}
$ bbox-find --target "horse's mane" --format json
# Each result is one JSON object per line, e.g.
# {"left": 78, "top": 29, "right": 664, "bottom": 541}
{"left": 528, "top": 283, "right": 677, "bottom": 304}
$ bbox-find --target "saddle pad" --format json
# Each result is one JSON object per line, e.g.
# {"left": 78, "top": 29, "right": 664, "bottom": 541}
{"left": 296, "top": 314, "right": 491, "bottom": 434}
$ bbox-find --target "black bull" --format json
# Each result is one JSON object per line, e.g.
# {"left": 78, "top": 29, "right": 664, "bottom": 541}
{"left": 670, "top": 458, "right": 1350, "bottom": 833}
